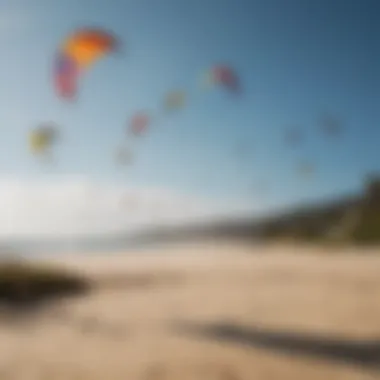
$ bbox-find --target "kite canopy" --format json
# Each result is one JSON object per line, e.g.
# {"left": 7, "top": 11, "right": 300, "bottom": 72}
{"left": 129, "top": 112, "right": 150, "bottom": 136}
{"left": 204, "top": 65, "right": 240, "bottom": 93}
{"left": 29, "top": 123, "right": 59, "bottom": 156}
{"left": 54, "top": 28, "right": 119, "bottom": 100}
{"left": 164, "top": 90, "right": 186, "bottom": 111}
{"left": 54, "top": 54, "right": 79, "bottom": 99}
{"left": 29, "top": 131, "right": 49, "bottom": 154}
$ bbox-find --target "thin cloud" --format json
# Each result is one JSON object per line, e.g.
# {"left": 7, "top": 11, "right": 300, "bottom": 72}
{"left": 0, "top": 176, "right": 255, "bottom": 239}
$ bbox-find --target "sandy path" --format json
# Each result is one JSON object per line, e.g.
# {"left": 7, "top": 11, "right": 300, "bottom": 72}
{"left": 0, "top": 242, "right": 379, "bottom": 379}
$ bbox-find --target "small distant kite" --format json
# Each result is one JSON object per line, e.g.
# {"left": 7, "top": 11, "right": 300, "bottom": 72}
{"left": 202, "top": 65, "right": 240, "bottom": 93}
{"left": 320, "top": 113, "right": 342, "bottom": 137}
{"left": 54, "top": 27, "right": 119, "bottom": 100}
{"left": 129, "top": 112, "right": 150, "bottom": 136}
{"left": 164, "top": 90, "right": 186, "bottom": 112}
{"left": 29, "top": 122, "right": 60, "bottom": 161}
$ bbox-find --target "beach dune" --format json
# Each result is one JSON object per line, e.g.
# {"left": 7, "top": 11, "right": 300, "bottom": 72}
{"left": 0, "top": 241, "right": 379, "bottom": 379}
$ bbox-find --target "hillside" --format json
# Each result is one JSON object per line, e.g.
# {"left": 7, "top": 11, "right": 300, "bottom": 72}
{"left": 126, "top": 177, "right": 380, "bottom": 246}
{"left": 257, "top": 177, "right": 380, "bottom": 244}
{"left": 1, "top": 178, "right": 379, "bottom": 253}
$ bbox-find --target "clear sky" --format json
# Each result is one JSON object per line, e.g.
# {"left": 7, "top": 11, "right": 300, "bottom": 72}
{"left": 0, "top": 0, "right": 378, "bottom": 238}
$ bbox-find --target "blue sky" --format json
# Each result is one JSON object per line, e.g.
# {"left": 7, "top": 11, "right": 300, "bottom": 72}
{"left": 0, "top": 0, "right": 378, "bottom": 237}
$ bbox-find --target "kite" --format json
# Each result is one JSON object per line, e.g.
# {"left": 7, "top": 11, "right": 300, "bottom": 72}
{"left": 202, "top": 65, "right": 240, "bottom": 93}
{"left": 129, "top": 112, "right": 150, "bottom": 136}
{"left": 164, "top": 90, "right": 186, "bottom": 112}
{"left": 54, "top": 27, "right": 119, "bottom": 99}
{"left": 29, "top": 123, "right": 59, "bottom": 159}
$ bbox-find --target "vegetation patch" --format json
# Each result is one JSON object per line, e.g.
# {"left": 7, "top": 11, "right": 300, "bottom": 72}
{"left": 0, "top": 260, "right": 90, "bottom": 311}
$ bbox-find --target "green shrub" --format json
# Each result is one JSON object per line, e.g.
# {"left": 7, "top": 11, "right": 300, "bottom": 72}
{"left": 0, "top": 261, "right": 90, "bottom": 308}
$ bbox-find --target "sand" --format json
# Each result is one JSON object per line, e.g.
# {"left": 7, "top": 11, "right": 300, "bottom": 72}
{"left": 0, "top": 241, "right": 379, "bottom": 379}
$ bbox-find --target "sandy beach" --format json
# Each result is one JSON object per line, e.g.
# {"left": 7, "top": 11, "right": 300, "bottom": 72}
{"left": 0, "top": 241, "right": 379, "bottom": 379}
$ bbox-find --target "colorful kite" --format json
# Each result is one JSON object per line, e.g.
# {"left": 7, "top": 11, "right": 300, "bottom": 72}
{"left": 54, "top": 28, "right": 119, "bottom": 100}
{"left": 203, "top": 65, "right": 240, "bottom": 93}
{"left": 129, "top": 112, "right": 150, "bottom": 136}
{"left": 29, "top": 123, "right": 59, "bottom": 159}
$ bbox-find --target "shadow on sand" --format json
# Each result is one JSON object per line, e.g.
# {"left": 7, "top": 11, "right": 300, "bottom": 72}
{"left": 172, "top": 321, "right": 380, "bottom": 371}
